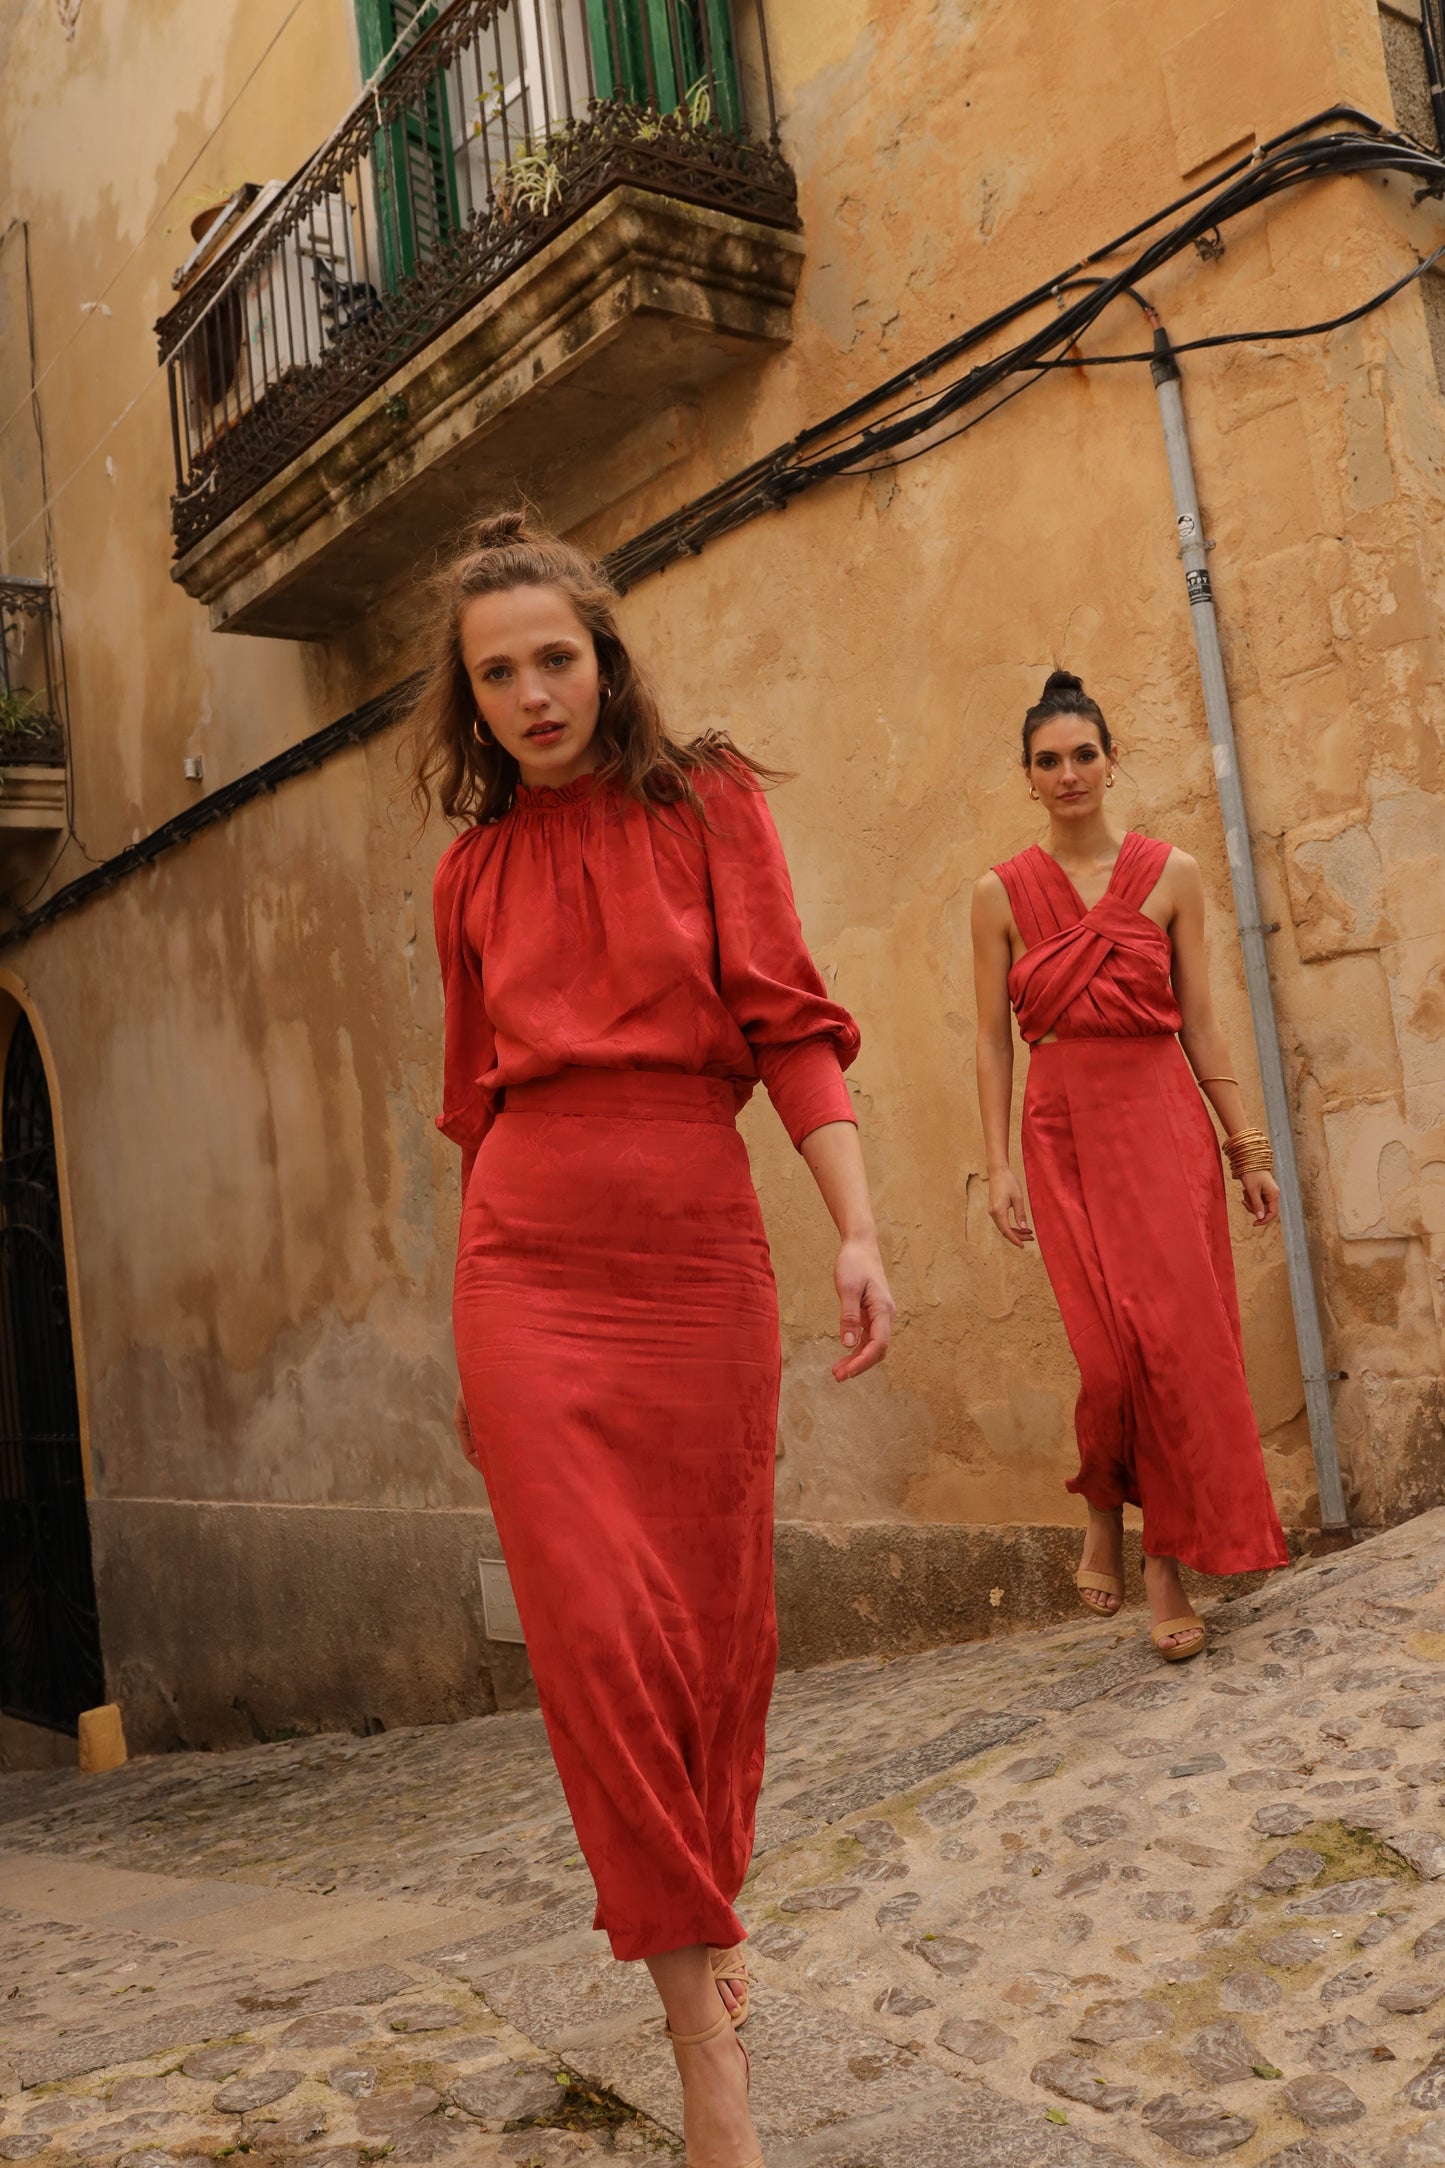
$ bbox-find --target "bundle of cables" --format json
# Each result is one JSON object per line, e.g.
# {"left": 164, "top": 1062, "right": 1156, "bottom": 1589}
{"left": 605, "top": 107, "right": 1445, "bottom": 591}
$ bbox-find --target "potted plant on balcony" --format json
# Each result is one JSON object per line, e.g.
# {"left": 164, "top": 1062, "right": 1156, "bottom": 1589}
{"left": 494, "top": 148, "right": 567, "bottom": 222}
{"left": 0, "top": 688, "right": 52, "bottom": 793}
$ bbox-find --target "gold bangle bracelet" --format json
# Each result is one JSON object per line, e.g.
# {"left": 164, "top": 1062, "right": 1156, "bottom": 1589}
{"left": 1223, "top": 1126, "right": 1273, "bottom": 1180}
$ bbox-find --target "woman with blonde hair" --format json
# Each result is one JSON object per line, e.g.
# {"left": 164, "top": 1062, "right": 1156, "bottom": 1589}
{"left": 415, "top": 511, "right": 893, "bottom": 2168}
{"left": 971, "top": 670, "right": 1288, "bottom": 1660}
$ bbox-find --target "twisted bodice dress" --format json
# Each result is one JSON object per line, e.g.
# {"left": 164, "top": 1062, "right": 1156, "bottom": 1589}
{"left": 1003, "top": 830, "right": 1182, "bottom": 1042}
{"left": 993, "top": 832, "right": 1287, "bottom": 1577}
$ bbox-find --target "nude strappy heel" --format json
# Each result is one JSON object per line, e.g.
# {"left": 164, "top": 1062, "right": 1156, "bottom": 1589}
{"left": 666, "top": 2008, "right": 763, "bottom": 2168}
{"left": 1076, "top": 1568, "right": 1123, "bottom": 1618}
{"left": 1151, "top": 1615, "right": 1207, "bottom": 1662}
{"left": 710, "top": 1941, "right": 750, "bottom": 2027}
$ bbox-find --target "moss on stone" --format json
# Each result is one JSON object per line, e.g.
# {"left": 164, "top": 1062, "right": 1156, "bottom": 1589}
{"left": 1304, "top": 1817, "right": 1418, "bottom": 1884}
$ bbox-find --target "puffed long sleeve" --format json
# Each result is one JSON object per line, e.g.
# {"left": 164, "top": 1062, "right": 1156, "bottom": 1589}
{"left": 701, "top": 771, "right": 860, "bottom": 1148}
{"left": 433, "top": 829, "right": 498, "bottom": 1194}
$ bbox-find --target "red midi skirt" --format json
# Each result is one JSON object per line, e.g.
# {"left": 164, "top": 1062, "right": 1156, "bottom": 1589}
{"left": 453, "top": 1067, "right": 781, "bottom": 1962}
{"left": 1022, "top": 1035, "right": 1288, "bottom": 1577}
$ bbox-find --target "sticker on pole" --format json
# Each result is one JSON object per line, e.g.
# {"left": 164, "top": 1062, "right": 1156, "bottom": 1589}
{"left": 1186, "top": 568, "right": 1213, "bottom": 604}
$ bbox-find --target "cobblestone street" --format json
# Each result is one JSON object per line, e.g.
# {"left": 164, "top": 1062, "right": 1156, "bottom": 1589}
{"left": 3, "top": 1511, "right": 1445, "bottom": 2168}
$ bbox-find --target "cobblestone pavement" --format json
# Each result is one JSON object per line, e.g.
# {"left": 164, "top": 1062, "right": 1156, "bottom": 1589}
{"left": 4, "top": 1510, "right": 1445, "bottom": 2168}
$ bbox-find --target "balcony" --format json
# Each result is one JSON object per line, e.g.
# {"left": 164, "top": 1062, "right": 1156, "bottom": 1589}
{"left": 158, "top": 0, "right": 802, "bottom": 639}
{"left": 0, "top": 579, "right": 65, "bottom": 833}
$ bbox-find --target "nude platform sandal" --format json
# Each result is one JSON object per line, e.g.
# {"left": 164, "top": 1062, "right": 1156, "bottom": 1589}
{"left": 1151, "top": 1615, "right": 1207, "bottom": 1662}
{"left": 666, "top": 2008, "right": 764, "bottom": 2168}
{"left": 710, "top": 1941, "right": 750, "bottom": 2027}
{"left": 1075, "top": 1568, "right": 1124, "bottom": 1618}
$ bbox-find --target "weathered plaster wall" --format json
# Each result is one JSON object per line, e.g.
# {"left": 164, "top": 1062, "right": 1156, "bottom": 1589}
{"left": 2, "top": 0, "right": 1443, "bottom": 1742}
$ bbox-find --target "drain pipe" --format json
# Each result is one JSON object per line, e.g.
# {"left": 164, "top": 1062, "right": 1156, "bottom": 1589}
{"left": 1147, "top": 321, "right": 1349, "bottom": 1533}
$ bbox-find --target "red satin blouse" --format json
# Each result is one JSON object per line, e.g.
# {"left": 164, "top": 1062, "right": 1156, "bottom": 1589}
{"left": 434, "top": 766, "right": 860, "bottom": 1183}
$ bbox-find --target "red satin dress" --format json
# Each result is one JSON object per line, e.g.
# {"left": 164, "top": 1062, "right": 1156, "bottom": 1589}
{"left": 993, "top": 832, "right": 1287, "bottom": 1577}
{"left": 434, "top": 767, "right": 859, "bottom": 1961}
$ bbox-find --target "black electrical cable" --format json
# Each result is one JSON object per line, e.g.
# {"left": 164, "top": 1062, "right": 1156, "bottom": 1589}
{"left": 7, "top": 108, "right": 1445, "bottom": 949}
{"left": 608, "top": 113, "right": 1445, "bottom": 587}
{"left": 1021, "top": 239, "right": 1445, "bottom": 369}
{"left": 847, "top": 369, "right": 1054, "bottom": 477}
{"left": 742, "top": 104, "right": 1414, "bottom": 471}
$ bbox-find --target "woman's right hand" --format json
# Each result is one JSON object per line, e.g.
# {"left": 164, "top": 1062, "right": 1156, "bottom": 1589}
{"left": 453, "top": 1388, "right": 474, "bottom": 1456}
{"left": 832, "top": 1233, "right": 895, "bottom": 1382}
{"left": 988, "top": 1168, "right": 1035, "bottom": 1248}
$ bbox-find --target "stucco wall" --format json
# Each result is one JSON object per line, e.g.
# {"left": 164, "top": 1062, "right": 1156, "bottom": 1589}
{"left": 2, "top": 0, "right": 1443, "bottom": 1745}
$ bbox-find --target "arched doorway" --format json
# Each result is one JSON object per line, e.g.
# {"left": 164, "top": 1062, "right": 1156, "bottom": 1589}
{"left": 0, "top": 1011, "right": 103, "bottom": 1732}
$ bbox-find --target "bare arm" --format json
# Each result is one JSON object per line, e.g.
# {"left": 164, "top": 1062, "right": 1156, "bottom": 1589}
{"left": 970, "top": 872, "right": 1033, "bottom": 1247}
{"left": 800, "top": 1120, "right": 895, "bottom": 1381}
{"left": 1167, "top": 851, "right": 1279, "bottom": 1227}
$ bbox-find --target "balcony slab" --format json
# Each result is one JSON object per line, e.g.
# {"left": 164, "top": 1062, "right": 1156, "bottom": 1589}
{"left": 0, "top": 764, "right": 66, "bottom": 829}
{"left": 173, "top": 186, "right": 803, "bottom": 639}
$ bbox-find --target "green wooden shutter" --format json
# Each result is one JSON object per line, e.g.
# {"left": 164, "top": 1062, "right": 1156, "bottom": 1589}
{"left": 355, "top": 0, "right": 460, "bottom": 289}
{"left": 586, "top": 1, "right": 741, "bottom": 133}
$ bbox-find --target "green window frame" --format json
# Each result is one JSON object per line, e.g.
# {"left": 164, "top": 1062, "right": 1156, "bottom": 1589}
{"left": 585, "top": 1, "right": 742, "bottom": 133}
{"left": 355, "top": 0, "right": 461, "bottom": 289}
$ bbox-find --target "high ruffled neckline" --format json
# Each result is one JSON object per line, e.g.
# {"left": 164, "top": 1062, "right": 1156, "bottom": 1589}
{"left": 513, "top": 774, "right": 609, "bottom": 813}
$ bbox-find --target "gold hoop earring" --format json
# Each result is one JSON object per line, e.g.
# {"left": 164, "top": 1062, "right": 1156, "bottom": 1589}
{"left": 472, "top": 716, "right": 492, "bottom": 747}
{"left": 1106, "top": 774, "right": 1115, "bottom": 789}
{"left": 1028, "top": 787, "right": 1039, "bottom": 801}
{"left": 599, "top": 684, "right": 612, "bottom": 707}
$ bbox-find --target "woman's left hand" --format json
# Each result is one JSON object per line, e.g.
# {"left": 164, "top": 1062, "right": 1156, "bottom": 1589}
{"left": 833, "top": 1235, "right": 895, "bottom": 1381}
{"left": 1241, "top": 1170, "right": 1281, "bottom": 1226}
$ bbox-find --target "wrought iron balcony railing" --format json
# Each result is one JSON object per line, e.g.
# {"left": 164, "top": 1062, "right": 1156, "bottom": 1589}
{"left": 157, "top": 0, "right": 796, "bottom": 561}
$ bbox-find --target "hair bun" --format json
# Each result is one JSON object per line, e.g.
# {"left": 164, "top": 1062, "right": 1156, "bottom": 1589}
{"left": 1042, "top": 668, "right": 1085, "bottom": 697}
{"left": 469, "top": 508, "right": 533, "bottom": 553}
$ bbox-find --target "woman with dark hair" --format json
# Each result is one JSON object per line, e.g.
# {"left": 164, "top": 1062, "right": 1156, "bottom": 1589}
{"left": 970, "top": 670, "right": 1288, "bottom": 1660}
{"left": 416, "top": 511, "right": 893, "bottom": 2168}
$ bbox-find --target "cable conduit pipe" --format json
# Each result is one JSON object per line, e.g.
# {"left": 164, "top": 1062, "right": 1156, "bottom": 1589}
{"left": 1146, "top": 322, "right": 1348, "bottom": 1532}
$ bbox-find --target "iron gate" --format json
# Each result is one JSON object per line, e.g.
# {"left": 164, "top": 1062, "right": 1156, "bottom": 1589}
{"left": 0, "top": 1014, "right": 102, "bottom": 1732}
